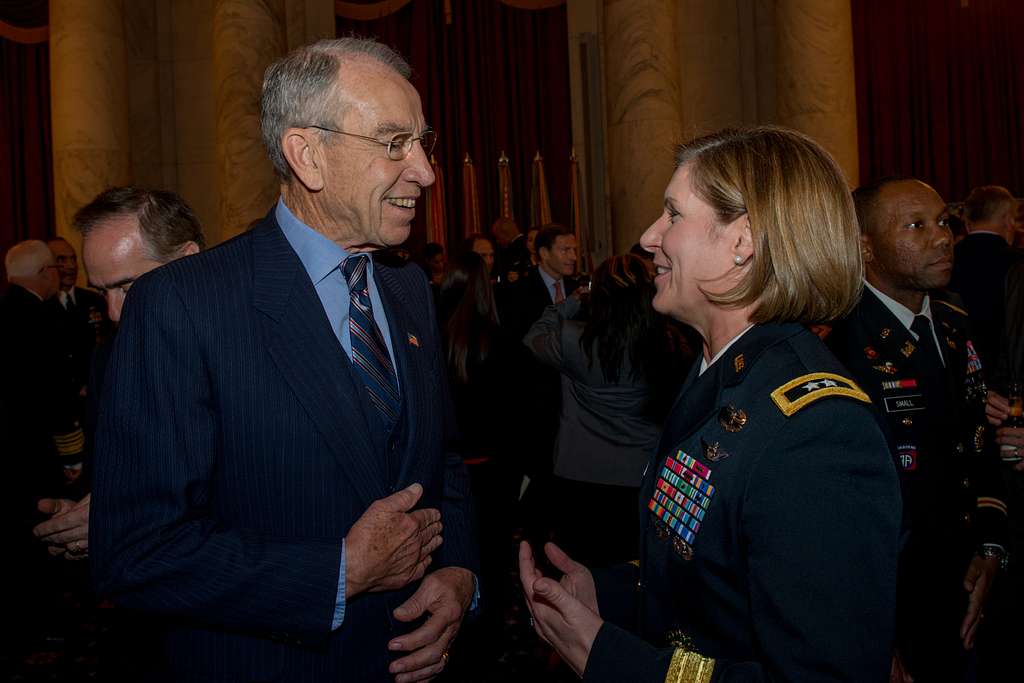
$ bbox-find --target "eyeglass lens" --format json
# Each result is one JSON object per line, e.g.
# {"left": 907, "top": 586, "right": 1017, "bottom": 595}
{"left": 389, "top": 130, "right": 436, "bottom": 160}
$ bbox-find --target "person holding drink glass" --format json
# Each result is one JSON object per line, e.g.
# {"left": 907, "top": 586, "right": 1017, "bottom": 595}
{"left": 518, "top": 126, "right": 902, "bottom": 681}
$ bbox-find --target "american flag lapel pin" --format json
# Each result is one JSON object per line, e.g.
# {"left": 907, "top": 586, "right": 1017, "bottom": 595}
{"left": 407, "top": 333, "right": 420, "bottom": 348}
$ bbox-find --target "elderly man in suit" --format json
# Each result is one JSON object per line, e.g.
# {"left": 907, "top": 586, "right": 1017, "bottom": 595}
{"left": 90, "top": 37, "right": 477, "bottom": 682}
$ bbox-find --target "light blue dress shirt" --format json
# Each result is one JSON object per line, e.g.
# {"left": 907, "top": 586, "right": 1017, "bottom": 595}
{"left": 276, "top": 199, "right": 478, "bottom": 628}
{"left": 537, "top": 265, "right": 563, "bottom": 303}
{"left": 277, "top": 198, "right": 399, "bottom": 629}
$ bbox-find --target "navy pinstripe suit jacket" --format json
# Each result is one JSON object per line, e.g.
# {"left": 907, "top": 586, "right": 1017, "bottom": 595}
{"left": 90, "top": 213, "right": 477, "bottom": 681}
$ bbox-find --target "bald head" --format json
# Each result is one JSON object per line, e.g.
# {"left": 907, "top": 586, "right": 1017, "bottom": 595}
{"left": 491, "top": 217, "right": 521, "bottom": 247}
{"left": 4, "top": 239, "right": 59, "bottom": 300}
{"left": 964, "top": 185, "right": 1017, "bottom": 242}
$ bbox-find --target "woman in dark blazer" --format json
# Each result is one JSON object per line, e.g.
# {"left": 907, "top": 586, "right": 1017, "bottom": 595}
{"left": 523, "top": 254, "right": 683, "bottom": 567}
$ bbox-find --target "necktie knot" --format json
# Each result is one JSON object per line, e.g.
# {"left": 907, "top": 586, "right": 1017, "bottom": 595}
{"left": 342, "top": 254, "right": 369, "bottom": 294}
{"left": 553, "top": 279, "right": 565, "bottom": 303}
{"left": 910, "top": 314, "right": 942, "bottom": 367}
{"left": 910, "top": 314, "right": 932, "bottom": 340}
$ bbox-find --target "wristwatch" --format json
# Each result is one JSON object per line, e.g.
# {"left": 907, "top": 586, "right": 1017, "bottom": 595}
{"left": 980, "top": 544, "right": 1009, "bottom": 571}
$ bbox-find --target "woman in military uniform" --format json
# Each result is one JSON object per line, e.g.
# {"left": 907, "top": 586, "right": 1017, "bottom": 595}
{"left": 519, "top": 126, "right": 902, "bottom": 682}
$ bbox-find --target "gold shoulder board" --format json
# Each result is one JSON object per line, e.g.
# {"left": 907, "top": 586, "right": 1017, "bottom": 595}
{"left": 934, "top": 299, "right": 968, "bottom": 316}
{"left": 771, "top": 372, "right": 871, "bottom": 417}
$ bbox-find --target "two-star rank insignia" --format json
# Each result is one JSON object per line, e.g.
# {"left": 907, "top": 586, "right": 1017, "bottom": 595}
{"left": 771, "top": 372, "right": 871, "bottom": 417}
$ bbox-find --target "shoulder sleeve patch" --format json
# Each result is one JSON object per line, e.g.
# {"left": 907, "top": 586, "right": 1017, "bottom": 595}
{"left": 934, "top": 299, "right": 968, "bottom": 316}
{"left": 771, "top": 372, "right": 871, "bottom": 417}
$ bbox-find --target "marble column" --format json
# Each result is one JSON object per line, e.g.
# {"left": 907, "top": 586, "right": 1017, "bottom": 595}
{"left": 171, "top": 0, "right": 218, "bottom": 242}
{"left": 675, "top": 0, "right": 777, "bottom": 136}
{"left": 50, "top": 0, "right": 131, "bottom": 254}
{"left": 213, "top": 0, "right": 286, "bottom": 240}
{"left": 603, "top": 0, "right": 683, "bottom": 254}
{"left": 285, "top": 0, "right": 336, "bottom": 52}
{"left": 775, "top": 0, "right": 859, "bottom": 186}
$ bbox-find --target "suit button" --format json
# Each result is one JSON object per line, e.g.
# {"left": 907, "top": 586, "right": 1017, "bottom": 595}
{"left": 963, "top": 513, "right": 972, "bottom": 525}
{"left": 962, "top": 478, "right": 970, "bottom": 489}
{"left": 956, "top": 443, "right": 964, "bottom": 454}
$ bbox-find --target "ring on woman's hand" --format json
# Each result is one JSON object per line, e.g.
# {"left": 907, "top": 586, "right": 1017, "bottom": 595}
{"left": 441, "top": 650, "right": 450, "bottom": 665}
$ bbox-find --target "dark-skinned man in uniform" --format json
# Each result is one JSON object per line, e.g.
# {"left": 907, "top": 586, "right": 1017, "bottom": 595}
{"left": 827, "top": 177, "right": 1009, "bottom": 682}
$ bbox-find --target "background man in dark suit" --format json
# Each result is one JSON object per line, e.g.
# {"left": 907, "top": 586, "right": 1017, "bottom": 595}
{"left": 33, "top": 187, "right": 206, "bottom": 560}
{"left": 1, "top": 239, "right": 69, "bottom": 654}
{"left": 492, "top": 216, "right": 529, "bottom": 283}
{"left": 91, "top": 37, "right": 477, "bottom": 682}
{"left": 827, "top": 177, "right": 1009, "bottom": 682}
{"left": 948, "top": 185, "right": 1024, "bottom": 366}
{"left": 43, "top": 237, "right": 109, "bottom": 486}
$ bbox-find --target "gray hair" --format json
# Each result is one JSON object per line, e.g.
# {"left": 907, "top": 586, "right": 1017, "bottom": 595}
{"left": 5, "top": 239, "right": 53, "bottom": 280}
{"left": 260, "top": 36, "right": 412, "bottom": 180}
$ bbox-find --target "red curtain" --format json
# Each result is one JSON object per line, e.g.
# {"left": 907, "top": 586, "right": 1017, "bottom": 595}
{"left": 336, "top": 0, "right": 572, "bottom": 254}
{"left": 0, "top": 0, "right": 52, "bottom": 284}
{"left": 852, "top": 0, "right": 1024, "bottom": 201}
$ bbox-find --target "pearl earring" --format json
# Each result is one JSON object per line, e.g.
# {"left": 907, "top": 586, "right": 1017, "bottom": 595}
{"left": 734, "top": 255, "right": 744, "bottom": 265}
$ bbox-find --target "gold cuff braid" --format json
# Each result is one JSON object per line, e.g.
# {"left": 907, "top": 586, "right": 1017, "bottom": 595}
{"left": 665, "top": 649, "right": 714, "bottom": 683}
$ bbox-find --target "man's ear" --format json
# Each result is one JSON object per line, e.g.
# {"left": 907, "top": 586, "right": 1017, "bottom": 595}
{"left": 179, "top": 241, "right": 200, "bottom": 257}
{"left": 860, "top": 232, "right": 873, "bottom": 263}
{"left": 281, "top": 128, "right": 326, "bottom": 192}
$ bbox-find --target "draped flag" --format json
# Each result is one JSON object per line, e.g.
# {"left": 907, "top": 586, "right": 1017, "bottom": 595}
{"left": 569, "top": 148, "right": 592, "bottom": 273}
{"left": 498, "top": 151, "right": 514, "bottom": 221}
{"left": 462, "top": 153, "right": 481, "bottom": 237}
{"left": 426, "top": 154, "right": 447, "bottom": 249}
{"left": 530, "top": 150, "right": 552, "bottom": 228}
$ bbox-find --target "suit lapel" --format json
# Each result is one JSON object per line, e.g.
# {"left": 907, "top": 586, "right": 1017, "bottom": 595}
{"left": 374, "top": 264, "right": 431, "bottom": 485}
{"left": 252, "top": 218, "right": 387, "bottom": 506}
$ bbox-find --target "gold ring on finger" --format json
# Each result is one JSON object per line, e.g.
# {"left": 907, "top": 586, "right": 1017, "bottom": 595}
{"left": 441, "top": 650, "right": 449, "bottom": 665}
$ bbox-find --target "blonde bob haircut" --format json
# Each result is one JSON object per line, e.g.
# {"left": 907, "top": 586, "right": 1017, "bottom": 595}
{"left": 678, "top": 126, "right": 862, "bottom": 324}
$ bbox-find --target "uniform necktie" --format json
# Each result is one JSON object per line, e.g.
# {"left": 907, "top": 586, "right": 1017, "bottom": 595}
{"left": 342, "top": 255, "right": 400, "bottom": 430}
{"left": 553, "top": 280, "right": 565, "bottom": 304}
{"left": 910, "top": 314, "right": 943, "bottom": 369}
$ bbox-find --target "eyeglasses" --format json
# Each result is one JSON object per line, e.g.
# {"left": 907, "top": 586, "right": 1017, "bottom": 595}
{"left": 307, "top": 125, "right": 436, "bottom": 161}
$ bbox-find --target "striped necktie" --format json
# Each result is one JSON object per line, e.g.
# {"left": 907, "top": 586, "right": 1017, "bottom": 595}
{"left": 342, "top": 255, "right": 400, "bottom": 430}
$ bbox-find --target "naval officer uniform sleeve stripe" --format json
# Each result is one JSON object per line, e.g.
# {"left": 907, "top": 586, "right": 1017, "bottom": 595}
{"left": 665, "top": 649, "right": 714, "bottom": 683}
{"left": 770, "top": 372, "right": 871, "bottom": 417}
{"left": 977, "top": 497, "right": 1008, "bottom": 515}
